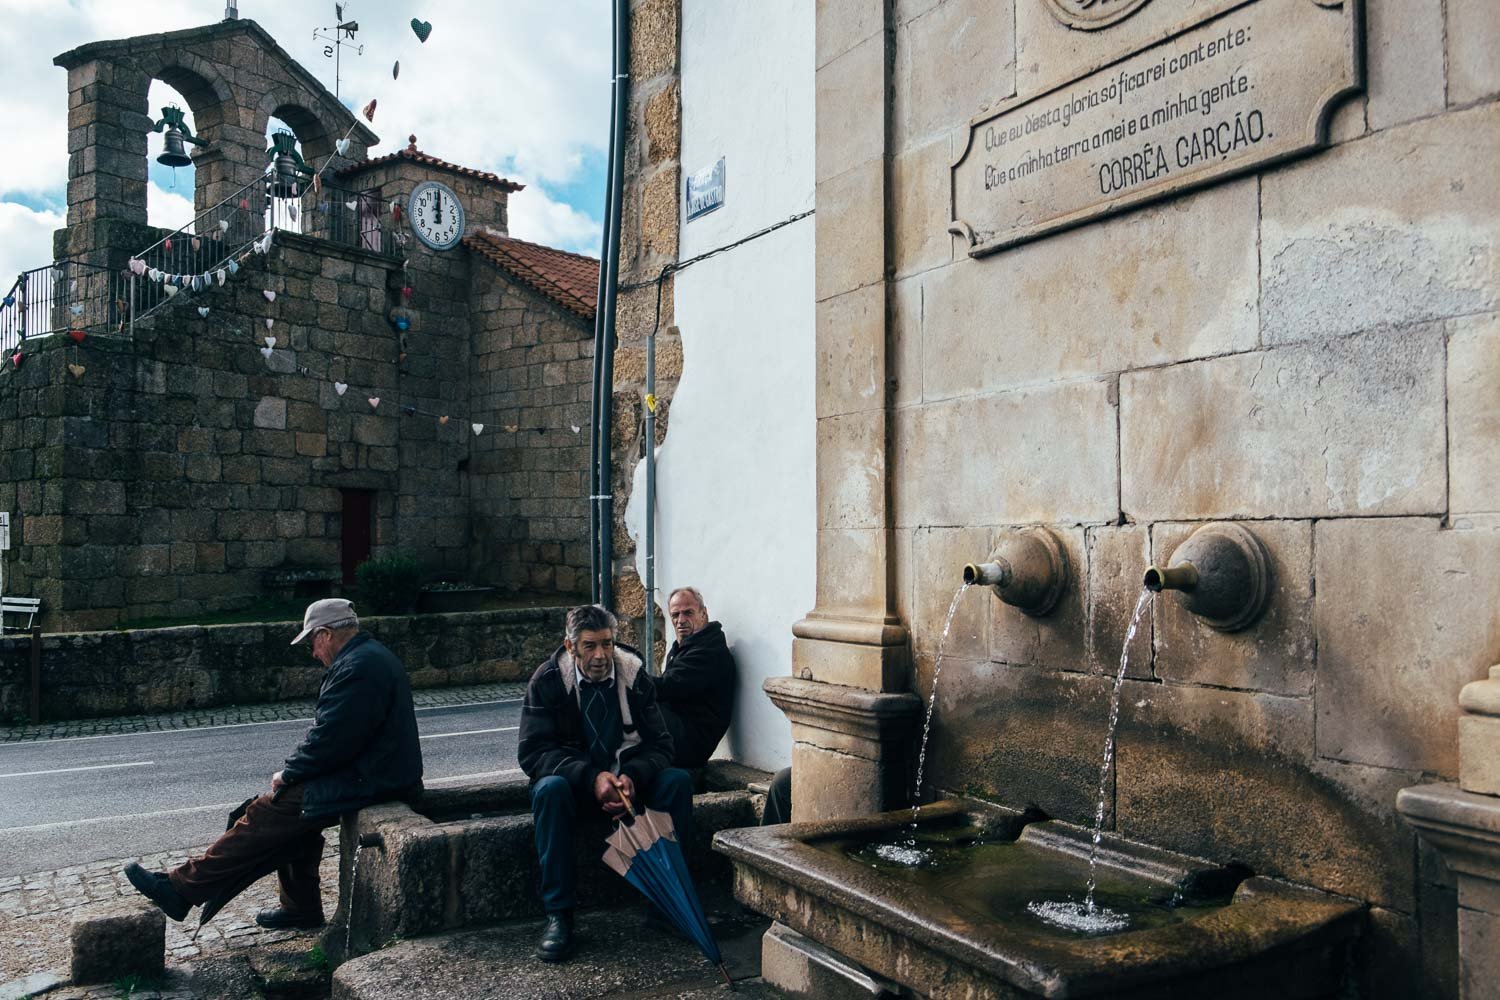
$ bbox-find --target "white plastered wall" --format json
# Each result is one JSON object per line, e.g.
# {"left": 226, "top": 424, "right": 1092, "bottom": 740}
{"left": 623, "top": 0, "right": 815, "bottom": 772}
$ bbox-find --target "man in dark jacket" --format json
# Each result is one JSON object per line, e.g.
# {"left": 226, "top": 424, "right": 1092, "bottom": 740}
{"left": 123, "top": 599, "right": 422, "bottom": 929}
{"left": 519, "top": 604, "right": 692, "bottom": 963}
{"left": 657, "top": 587, "right": 737, "bottom": 768}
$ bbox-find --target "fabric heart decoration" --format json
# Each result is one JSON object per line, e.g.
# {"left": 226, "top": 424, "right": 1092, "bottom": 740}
{"left": 439, "top": 415, "right": 449, "bottom": 425}
{"left": 227, "top": 260, "right": 239, "bottom": 275}
{"left": 345, "top": 200, "right": 357, "bottom": 212}
{"left": 264, "top": 337, "right": 277, "bottom": 349}
{"left": 67, "top": 363, "right": 86, "bottom": 379}
{"left": 197, "top": 306, "right": 210, "bottom": 318}
{"left": 265, "top": 318, "right": 275, "bottom": 331}
{"left": 336, "top": 138, "right": 351, "bottom": 156}
{"left": 288, "top": 204, "right": 298, "bottom": 223}
{"left": 263, "top": 290, "right": 276, "bottom": 303}
{"left": 164, "top": 285, "right": 179, "bottom": 298}
{"left": 471, "top": 423, "right": 484, "bottom": 436}
{"left": 2, "top": 295, "right": 13, "bottom": 308}
{"left": 410, "top": 18, "right": 432, "bottom": 42}
{"left": 216, "top": 269, "right": 227, "bottom": 287}
{"left": 312, "top": 173, "right": 322, "bottom": 195}
{"left": 10, "top": 352, "right": 22, "bottom": 369}
{"left": 164, "top": 238, "right": 173, "bottom": 252}
{"left": 368, "top": 397, "right": 380, "bottom": 410}
{"left": 239, "top": 198, "right": 250, "bottom": 211}
{"left": 334, "top": 381, "right": 348, "bottom": 396}
{"left": 191, "top": 237, "right": 202, "bottom": 252}
{"left": 128, "top": 258, "right": 146, "bottom": 276}
{"left": 192, "top": 275, "right": 206, "bottom": 292}
{"left": 392, "top": 60, "right": 400, "bottom": 80}
{"left": 147, "top": 268, "right": 161, "bottom": 282}
{"left": 69, "top": 329, "right": 86, "bottom": 344}
{"left": 401, "top": 286, "right": 413, "bottom": 300}
{"left": 260, "top": 345, "right": 274, "bottom": 359}
{"left": 362, "top": 98, "right": 377, "bottom": 122}
{"left": 68, "top": 303, "right": 83, "bottom": 316}
{"left": 219, "top": 219, "right": 230, "bottom": 233}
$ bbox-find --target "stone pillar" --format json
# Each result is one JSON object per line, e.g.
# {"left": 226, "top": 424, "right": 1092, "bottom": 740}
{"left": 1398, "top": 664, "right": 1500, "bottom": 1000}
{"left": 772, "top": 0, "right": 919, "bottom": 824}
{"left": 61, "top": 58, "right": 150, "bottom": 231}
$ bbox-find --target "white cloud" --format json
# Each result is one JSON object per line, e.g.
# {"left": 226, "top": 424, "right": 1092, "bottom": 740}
{"left": 507, "top": 184, "right": 603, "bottom": 258}
{"left": 0, "top": 0, "right": 607, "bottom": 247}
{"left": 147, "top": 182, "right": 196, "bottom": 232}
{"left": 0, "top": 201, "right": 64, "bottom": 293}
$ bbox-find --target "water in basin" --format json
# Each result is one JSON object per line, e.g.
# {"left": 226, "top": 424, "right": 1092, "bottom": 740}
{"left": 818, "top": 818, "right": 1234, "bottom": 940}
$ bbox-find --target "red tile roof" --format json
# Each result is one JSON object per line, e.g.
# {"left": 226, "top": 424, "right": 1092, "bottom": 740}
{"left": 338, "top": 136, "right": 525, "bottom": 192}
{"left": 464, "top": 230, "right": 599, "bottom": 321}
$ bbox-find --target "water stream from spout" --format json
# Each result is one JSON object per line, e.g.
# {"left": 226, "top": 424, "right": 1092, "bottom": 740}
{"left": 870, "top": 582, "right": 970, "bottom": 867}
{"left": 344, "top": 842, "right": 363, "bottom": 957}
{"left": 1026, "top": 587, "right": 1151, "bottom": 934}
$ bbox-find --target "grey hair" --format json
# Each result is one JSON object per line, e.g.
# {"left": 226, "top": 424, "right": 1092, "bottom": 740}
{"left": 565, "top": 604, "right": 619, "bottom": 642}
{"left": 667, "top": 586, "right": 705, "bottom": 610}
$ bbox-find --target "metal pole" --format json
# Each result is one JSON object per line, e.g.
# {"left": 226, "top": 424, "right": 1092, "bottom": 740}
{"left": 28, "top": 625, "right": 41, "bottom": 724}
{"left": 643, "top": 334, "right": 656, "bottom": 674}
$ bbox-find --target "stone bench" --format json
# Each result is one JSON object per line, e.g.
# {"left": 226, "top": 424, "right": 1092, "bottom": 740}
{"left": 324, "top": 761, "right": 768, "bottom": 964}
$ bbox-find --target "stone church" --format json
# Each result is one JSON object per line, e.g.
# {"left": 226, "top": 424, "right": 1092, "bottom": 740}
{"left": 0, "top": 16, "right": 598, "bottom": 630}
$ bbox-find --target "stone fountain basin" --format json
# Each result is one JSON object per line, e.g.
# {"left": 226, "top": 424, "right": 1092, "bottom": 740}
{"left": 713, "top": 799, "right": 1364, "bottom": 999}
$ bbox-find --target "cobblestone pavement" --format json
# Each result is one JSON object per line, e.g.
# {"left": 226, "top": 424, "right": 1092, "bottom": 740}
{"left": 0, "top": 838, "right": 339, "bottom": 996}
{"left": 0, "top": 682, "right": 526, "bottom": 744}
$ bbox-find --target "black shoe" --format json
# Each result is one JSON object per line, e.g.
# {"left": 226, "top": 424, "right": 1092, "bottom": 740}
{"left": 255, "top": 907, "right": 326, "bottom": 930}
{"left": 123, "top": 862, "right": 191, "bottom": 923}
{"left": 535, "top": 911, "right": 574, "bottom": 963}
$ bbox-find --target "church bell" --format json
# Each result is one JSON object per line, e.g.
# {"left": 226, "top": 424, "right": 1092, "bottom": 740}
{"left": 156, "top": 124, "right": 192, "bottom": 168}
{"left": 266, "top": 130, "right": 310, "bottom": 199}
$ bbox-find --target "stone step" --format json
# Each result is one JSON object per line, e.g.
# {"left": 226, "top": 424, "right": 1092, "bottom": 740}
{"left": 331, "top": 894, "right": 782, "bottom": 1000}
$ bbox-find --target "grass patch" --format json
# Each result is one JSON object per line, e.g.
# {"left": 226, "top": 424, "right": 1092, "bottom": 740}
{"left": 113, "top": 970, "right": 172, "bottom": 996}
{"left": 306, "top": 943, "right": 331, "bottom": 972}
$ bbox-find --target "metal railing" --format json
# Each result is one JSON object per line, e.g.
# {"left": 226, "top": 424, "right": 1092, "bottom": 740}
{"left": 0, "top": 259, "right": 126, "bottom": 354}
{"left": 131, "top": 169, "right": 398, "bottom": 326}
{"left": 1, "top": 166, "right": 400, "bottom": 347}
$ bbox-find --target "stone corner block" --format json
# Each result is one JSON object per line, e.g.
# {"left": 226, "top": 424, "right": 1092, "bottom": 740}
{"left": 69, "top": 902, "right": 165, "bottom": 984}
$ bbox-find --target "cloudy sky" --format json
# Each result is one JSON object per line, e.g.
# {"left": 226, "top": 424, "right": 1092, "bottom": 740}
{"left": 0, "top": 0, "right": 610, "bottom": 284}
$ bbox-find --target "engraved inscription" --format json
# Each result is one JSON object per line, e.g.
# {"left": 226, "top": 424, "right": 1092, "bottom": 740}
{"left": 952, "top": 0, "right": 1360, "bottom": 255}
{"left": 1044, "top": 0, "right": 1155, "bottom": 31}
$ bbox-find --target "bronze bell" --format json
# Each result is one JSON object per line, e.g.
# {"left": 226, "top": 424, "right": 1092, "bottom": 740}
{"left": 156, "top": 123, "right": 192, "bottom": 168}
{"left": 265, "top": 131, "right": 309, "bottom": 199}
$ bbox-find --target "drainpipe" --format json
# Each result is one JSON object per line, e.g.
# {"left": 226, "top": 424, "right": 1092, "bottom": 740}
{"left": 642, "top": 335, "right": 656, "bottom": 672}
{"left": 590, "top": 0, "right": 630, "bottom": 609}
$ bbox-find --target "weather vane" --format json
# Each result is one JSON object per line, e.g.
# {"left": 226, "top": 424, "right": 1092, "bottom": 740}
{"left": 313, "top": 2, "right": 362, "bottom": 99}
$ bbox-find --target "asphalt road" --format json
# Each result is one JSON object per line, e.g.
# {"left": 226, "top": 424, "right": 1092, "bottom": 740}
{"left": 0, "top": 699, "right": 524, "bottom": 877}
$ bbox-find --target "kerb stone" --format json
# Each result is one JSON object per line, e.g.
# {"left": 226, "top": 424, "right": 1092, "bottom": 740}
{"left": 69, "top": 902, "right": 164, "bottom": 984}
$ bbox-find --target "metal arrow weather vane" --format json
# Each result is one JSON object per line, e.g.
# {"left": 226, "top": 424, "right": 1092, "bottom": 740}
{"left": 313, "top": 2, "right": 363, "bottom": 99}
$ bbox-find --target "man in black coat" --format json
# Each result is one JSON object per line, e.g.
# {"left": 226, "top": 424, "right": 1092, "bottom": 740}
{"left": 519, "top": 604, "right": 692, "bottom": 963}
{"left": 657, "top": 587, "right": 737, "bottom": 769}
{"left": 123, "top": 599, "right": 423, "bottom": 929}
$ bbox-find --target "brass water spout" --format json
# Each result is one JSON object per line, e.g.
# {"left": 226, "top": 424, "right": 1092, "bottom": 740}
{"left": 963, "top": 527, "right": 1068, "bottom": 616}
{"left": 1143, "top": 522, "right": 1271, "bottom": 632}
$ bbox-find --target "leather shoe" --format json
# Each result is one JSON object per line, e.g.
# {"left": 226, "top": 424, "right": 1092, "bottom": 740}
{"left": 535, "top": 911, "right": 573, "bottom": 962}
{"left": 123, "top": 862, "right": 191, "bottom": 923}
{"left": 255, "top": 907, "right": 326, "bottom": 930}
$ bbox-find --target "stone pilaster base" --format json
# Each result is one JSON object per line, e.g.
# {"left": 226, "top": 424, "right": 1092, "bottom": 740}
{"left": 1397, "top": 783, "right": 1500, "bottom": 999}
{"left": 763, "top": 676, "right": 921, "bottom": 823}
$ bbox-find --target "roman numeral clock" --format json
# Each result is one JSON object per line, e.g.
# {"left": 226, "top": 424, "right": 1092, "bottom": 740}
{"left": 409, "top": 180, "right": 465, "bottom": 250}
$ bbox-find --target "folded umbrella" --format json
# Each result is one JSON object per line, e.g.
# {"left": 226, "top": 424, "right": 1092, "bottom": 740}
{"left": 604, "top": 799, "right": 734, "bottom": 990}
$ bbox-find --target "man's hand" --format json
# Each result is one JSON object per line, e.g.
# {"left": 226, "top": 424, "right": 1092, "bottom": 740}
{"left": 271, "top": 770, "right": 286, "bottom": 798}
{"left": 593, "top": 771, "right": 636, "bottom": 817}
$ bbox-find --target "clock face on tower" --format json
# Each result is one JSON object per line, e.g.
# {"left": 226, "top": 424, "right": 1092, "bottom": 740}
{"left": 409, "top": 180, "right": 465, "bottom": 250}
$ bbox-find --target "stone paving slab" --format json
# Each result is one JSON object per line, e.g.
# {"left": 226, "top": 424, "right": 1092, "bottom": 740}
{"left": 0, "top": 683, "right": 526, "bottom": 743}
{"left": 0, "top": 840, "right": 338, "bottom": 992}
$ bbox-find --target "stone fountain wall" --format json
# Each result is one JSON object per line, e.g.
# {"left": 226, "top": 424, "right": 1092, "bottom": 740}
{"left": 800, "top": 1, "right": 1499, "bottom": 996}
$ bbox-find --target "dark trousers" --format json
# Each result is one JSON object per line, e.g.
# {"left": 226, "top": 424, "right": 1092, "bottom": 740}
{"left": 530, "top": 767, "right": 694, "bottom": 914}
{"left": 168, "top": 786, "right": 335, "bottom": 915}
{"left": 762, "top": 767, "right": 792, "bottom": 826}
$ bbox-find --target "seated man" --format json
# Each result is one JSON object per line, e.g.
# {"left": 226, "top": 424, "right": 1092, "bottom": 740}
{"left": 123, "top": 599, "right": 423, "bottom": 929}
{"left": 519, "top": 604, "right": 691, "bottom": 963}
{"left": 656, "top": 587, "right": 737, "bottom": 769}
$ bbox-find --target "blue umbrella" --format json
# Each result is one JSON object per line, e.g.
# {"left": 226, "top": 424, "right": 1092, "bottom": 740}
{"left": 603, "top": 801, "right": 734, "bottom": 990}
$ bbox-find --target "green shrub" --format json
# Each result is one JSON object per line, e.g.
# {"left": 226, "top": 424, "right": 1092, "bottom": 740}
{"left": 355, "top": 554, "right": 421, "bottom": 614}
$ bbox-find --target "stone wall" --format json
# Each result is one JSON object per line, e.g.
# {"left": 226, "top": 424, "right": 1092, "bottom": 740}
{"left": 0, "top": 607, "right": 565, "bottom": 721}
{"left": 468, "top": 265, "right": 594, "bottom": 597}
{"left": 843, "top": 1, "right": 1500, "bottom": 996}
{"left": 607, "top": 0, "right": 685, "bottom": 649}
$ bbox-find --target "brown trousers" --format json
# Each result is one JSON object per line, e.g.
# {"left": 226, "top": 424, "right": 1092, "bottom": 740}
{"left": 167, "top": 786, "right": 336, "bottom": 915}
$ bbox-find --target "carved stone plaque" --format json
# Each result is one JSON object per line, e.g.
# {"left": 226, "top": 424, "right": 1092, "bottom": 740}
{"left": 952, "top": 0, "right": 1361, "bottom": 256}
{"left": 1045, "top": 0, "right": 1155, "bottom": 31}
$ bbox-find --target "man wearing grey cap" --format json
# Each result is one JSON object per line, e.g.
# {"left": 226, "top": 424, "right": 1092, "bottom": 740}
{"left": 123, "top": 599, "right": 423, "bottom": 929}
